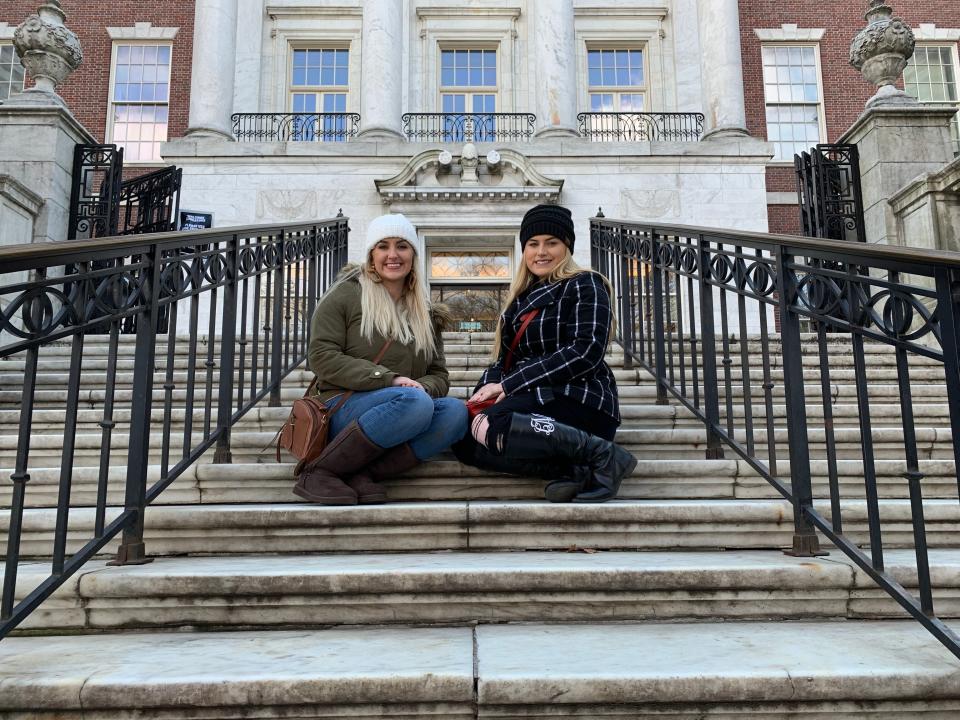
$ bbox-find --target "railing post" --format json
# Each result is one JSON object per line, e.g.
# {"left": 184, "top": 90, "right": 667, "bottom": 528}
{"left": 110, "top": 243, "right": 162, "bottom": 566}
{"left": 936, "top": 267, "right": 960, "bottom": 495}
{"left": 269, "top": 230, "right": 285, "bottom": 407}
{"left": 214, "top": 235, "right": 240, "bottom": 463}
{"left": 617, "top": 238, "right": 634, "bottom": 372}
{"left": 777, "top": 245, "right": 825, "bottom": 557}
{"left": 650, "top": 229, "right": 669, "bottom": 405}
{"left": 697, "top": 236, "right": 724, "bottom": 460}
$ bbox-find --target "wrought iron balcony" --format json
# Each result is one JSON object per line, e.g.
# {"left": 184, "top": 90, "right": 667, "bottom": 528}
{"left": 232, "top": 113, "right": 361, "bottom": 142}
{"left": 578, "top": 112, "right": 705, "bottom": 142}
{"left": 402, "top": 113, "right": 537, "bottom": 142}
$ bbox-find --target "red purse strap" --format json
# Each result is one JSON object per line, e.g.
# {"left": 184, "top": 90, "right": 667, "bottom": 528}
{"left": 503, "top": 309, "right": 539, "bottom": 373}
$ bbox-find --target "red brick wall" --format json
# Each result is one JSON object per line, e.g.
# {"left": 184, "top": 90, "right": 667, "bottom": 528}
{"left": 740, "top": 1, "right": 960, "bottom": 234}
{"left": 2, "top": 1, "right": 194, "bottom": 168}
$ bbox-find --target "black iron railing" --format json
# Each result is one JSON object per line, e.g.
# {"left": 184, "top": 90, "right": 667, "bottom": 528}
{"left": 232, "top": 113, "right": 361, "bottom": 142}
{"left": 67, "top": 144, "right": 124, "bottom": 240}
{"left": 117, "top": 165, "right": 183, "bottom": 235}
{"left": 578, "top": 112, "right": 705, "bottom": 142}
{"left": 795, "top": 144, "right": 865, "bottom": 243}
{"left": 402, "top": 113, "right": 537, "bottom": 142}
{"left": 591, "top": 216, "right": 960, "bottom": 660}
{"left": 0, "top": 217, "right": 349, "bottom": 637}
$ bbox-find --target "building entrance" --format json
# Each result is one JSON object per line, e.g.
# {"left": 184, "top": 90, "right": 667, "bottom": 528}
{"left": 427, "top": 247, "right": 512, "bottom": 332}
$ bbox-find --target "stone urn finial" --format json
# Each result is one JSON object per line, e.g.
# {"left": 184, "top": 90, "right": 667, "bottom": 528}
{"left": 849, "top": 0, "right": 916, "bottom": 107}
{"left": 12, "top": 0, "right": 82, "bottom": 101}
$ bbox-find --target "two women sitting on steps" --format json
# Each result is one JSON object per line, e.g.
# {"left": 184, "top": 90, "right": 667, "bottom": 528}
{"left": 294, "top": 206, "right": 636, "bottom": 505}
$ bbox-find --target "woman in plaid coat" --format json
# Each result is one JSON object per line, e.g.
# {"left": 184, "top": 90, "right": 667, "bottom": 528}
{"left": 453, "top": 204, "right": 636, "bottom": 503}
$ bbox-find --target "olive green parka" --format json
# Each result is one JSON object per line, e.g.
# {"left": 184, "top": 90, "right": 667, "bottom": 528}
{"left": 307, "top": 267, "right": 451, "bottom": 402}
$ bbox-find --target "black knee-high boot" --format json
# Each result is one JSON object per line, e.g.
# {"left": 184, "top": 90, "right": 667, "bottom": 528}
{"left": 502, "top": 413, "right": 637, "bottom": 503}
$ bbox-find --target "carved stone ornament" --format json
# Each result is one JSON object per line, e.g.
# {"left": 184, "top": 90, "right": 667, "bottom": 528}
{"left": 12, "top": 1, "right": 82, "bottom": 97}
{"left": 849, "top": 1, "right": 916, "bottom": 107}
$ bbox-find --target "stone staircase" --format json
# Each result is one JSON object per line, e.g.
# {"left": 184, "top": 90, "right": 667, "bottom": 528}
{"left": 1, "top": 333, "right": 960, "bottom": 718}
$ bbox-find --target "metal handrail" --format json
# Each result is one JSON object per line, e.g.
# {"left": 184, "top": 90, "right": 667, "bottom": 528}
{"left": 578, "top": 112, "right": 705, "bottom": 142}
{"left": 232, "top": 113, "right": 361, "bottom": 142}
{"left": 0, "top": 217, "right": 349, "bottom": 638}
{"left": 401, "top": 112, "right": 537, "bottom": 142}
{"left": 591, "top": 216, "right": 960, "bottom": 660}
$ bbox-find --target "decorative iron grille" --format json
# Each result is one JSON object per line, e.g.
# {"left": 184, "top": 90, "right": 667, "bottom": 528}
{"left": 402, "top": 113, "right": 536, "bottom": 142}
{"left": 67, "top": 144, "right": 124, "bottom": 240}
{"left": 117, "top": 165, "right": 182, "bottom": 235}
{"left": 794, "top": 144, "right": 865, "bottom": 243}
{"left": 578, "top": 112, "right": 705, "bottom": 142}
{"left": 232, "top": 113, "right": 361, "bottom": 142}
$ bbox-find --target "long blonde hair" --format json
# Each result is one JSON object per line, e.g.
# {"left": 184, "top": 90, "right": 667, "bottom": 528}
{"left": 358, "top": 251, "right": 438, "bottom": 361}
{"left": 490, "top": 250, "right": 617, "bottom": 361}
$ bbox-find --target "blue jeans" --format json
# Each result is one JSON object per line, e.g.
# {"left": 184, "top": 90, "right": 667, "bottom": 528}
{"left": 328, "top": 387, "right": 468, "bottom": 461}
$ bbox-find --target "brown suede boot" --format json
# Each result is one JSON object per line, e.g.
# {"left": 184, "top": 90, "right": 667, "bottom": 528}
{"left": 345, "top": 443, "right": 421, "bottom": 504}
{"left": 293, "top": 421, "right": 384, "bottom": 505}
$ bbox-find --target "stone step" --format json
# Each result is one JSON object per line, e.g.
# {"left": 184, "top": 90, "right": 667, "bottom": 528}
{"left": 3, "top": 453, "right": 958, "bottom": 509}
{"left": 7, "top": 549, "right": 960, "bottom": 633}
{"left": 4, "top": 499, "right": 960, "bottom": 560}
{"left": 0, "top": 621, "right": 957, "bottom": 717}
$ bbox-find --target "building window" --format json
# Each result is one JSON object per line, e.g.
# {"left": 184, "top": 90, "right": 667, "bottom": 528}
{"left": 0, "top": 44, "right": 26, "bottom": 101}
{"left": 761, "top": 45, "right": 824, "bottom": 161}
{"left": 587, "top": 48, "right": 645, "bottom": 113}
{"left": 289, "top": 48, "right": 349, "bottom": 140}
{"left": 440, "top": 49, "right": 497, "bottom": 140}
{"left": 904, "top": 44, "right": 960, "bottom": 155}
{"left": 109, "top": 43, "right": 171, "bottom": 163}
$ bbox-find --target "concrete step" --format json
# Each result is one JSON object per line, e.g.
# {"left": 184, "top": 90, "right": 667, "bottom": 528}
{"left": 5, "top": 499, "right": 960, "bottom": 559}
{"left": 7, "top": 549, "right": 960, "bottom": 633}
{"left": 0, "top": 621, "right": 958, "bottom": 717}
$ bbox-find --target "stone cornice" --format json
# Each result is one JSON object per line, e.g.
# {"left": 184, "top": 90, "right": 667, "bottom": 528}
{"left": 107, "top": 23, "right": 179, "bottom": 40}
{"left": 755, "top": 24, "right": 825, "bottom": 42}
{"left": 888, "top": 156, "right": 960, "bottom": 212}
{"left": 0, "top": 22, "right": 15, "bottom": 40}
{"left": 378, "top": 186, "right": 561, "bottom": 204}
{"left": 416, "top": 6, "right": 520, "bottom": 20}
{"left": 0, "top": 174, "right": 44, "bottom": 216}
{"left": 266, "top": 5, "right": 362, "bottom": 19}
{"left": 573, "top": 6, "right": 668, "bottom": 20}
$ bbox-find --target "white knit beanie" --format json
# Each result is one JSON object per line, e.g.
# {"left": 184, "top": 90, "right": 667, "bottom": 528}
{"left": 365, "top": 213, "right": 422, "bottom": 257}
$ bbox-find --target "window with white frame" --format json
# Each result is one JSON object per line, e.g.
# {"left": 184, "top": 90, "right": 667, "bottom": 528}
{"left": 587, "top": 48, "right": 645, "bottom": 113}
{"left": 440, "top": 48, "right": 497, "bottom": 141}
{"left": 289, "top": 48, "right": 349, "bottom": 140}
{"left": 761, "top": 45, "right": 825, "bottom": 161}
{"left": 108, "top": 43, "right": 171, "bottom": 163}
{"left": 904, "top": 44, "right": 960, "bottom": 155}
{"left": 0, "top": 44, "right": 26, "bottom": 101}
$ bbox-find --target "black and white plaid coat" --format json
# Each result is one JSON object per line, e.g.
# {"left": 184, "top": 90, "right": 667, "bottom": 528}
{"left": 477, "top": 271, "right": 620, "bottom": 422}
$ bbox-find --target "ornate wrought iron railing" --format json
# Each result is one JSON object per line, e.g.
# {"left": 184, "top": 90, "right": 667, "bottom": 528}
{"left": 402, "top": 113, "right": 537, "bottom": 142}
{"left": 591, "top": 216, "right": 960, "bottom": 660}
{"left": 578, "top": 112, "right": 705, "bottom": 142}
{"left": 117, "top": 165, "right": 183, "bottom": 235}
{"left": 232, "top": 113, "right": 361, "bottom": 142}
{"left": 0, "top": 217, "right": 349, "bottom": 638}
{"left": 795, "top": 144, "right": 866, "bottom": 243}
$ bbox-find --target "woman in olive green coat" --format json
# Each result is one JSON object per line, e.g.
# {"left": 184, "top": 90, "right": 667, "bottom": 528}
{"left": 295, "top": 213, "right": 468, "bottom": 505}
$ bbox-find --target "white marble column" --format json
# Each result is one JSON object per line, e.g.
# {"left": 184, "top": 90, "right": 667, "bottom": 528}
{"left": 533, "top": 0, "right": 578, "bottom": 137}
{"left": 185, "top": 0, "right": 238, "bottom": 140}
{"left": 697, "top": 0, "right": 749, "bottom": 139}
{"left": 357, "top": 0, "right": 404, "bottom": 140}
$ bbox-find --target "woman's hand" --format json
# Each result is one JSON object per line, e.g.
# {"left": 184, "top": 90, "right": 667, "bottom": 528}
{"left": 469, "top": 382, "right": 505, "bottom": 404}
{"left": 392, "top": 376, "right": 426, "bottom": 391}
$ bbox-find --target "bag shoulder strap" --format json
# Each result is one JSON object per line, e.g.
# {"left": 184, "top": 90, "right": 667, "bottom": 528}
{"left": 503, "top": 308, "right": 540, "bottom": 373}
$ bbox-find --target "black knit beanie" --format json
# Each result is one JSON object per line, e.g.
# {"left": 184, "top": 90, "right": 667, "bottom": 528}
{"left": 519, "top": 204, "right": 575, "bottom": 251}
